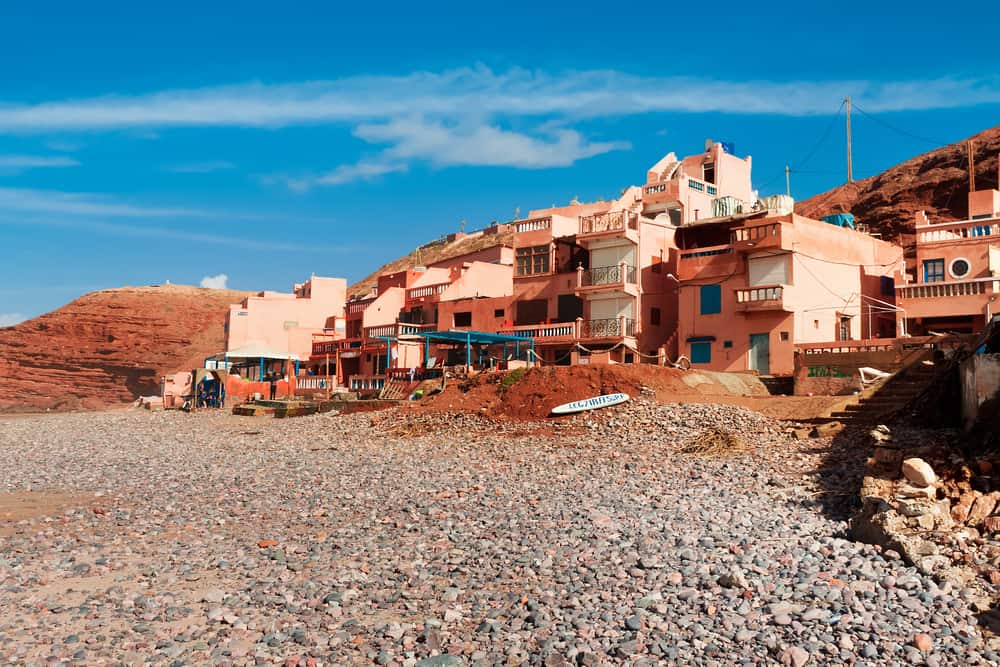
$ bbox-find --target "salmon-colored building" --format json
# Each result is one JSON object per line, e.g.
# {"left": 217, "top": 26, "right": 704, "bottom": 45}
{"left": 896, "top": 168, "right": 1000, "bottom": 335}
{"left": 498, "top": 141, "right": 754, "bottom": 364}
{"left": 675, "top": 209, "right": 903, "bottom": 375}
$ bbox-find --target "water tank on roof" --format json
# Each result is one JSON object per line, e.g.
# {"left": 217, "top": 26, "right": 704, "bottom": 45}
{"left": 712, "top": 196, "right": 743, "bottom": 218}
{"left": 760, "top": 194, "right": 795, "bottom": 216}
{"left": 821, "top": 213, "right": 856, "bottom": 229}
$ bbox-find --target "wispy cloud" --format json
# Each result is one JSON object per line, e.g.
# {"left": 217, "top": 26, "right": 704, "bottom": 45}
{"left": 0, "top": 312, "right": 26, "bottom": 327}
{"left": 2, "top": 67, "right": 998, "bottom": 187}
{"left": 0, "top": 154, "right": 79, "bottom": 172}
{"left": 164, "top": 160, "right": 235, "bottom": 173}
{"left": 0, "top": 186, "right": 200, "bottom": 218}
{"left": 199, "top": 273, "right": 228, "bottom": 289}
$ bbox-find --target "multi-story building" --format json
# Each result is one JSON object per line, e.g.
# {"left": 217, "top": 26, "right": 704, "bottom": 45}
{"left": 896, "top": 169, "right": 1000, "bottom": 335}
{"left": 499, "top": 141, "right": 754, "bottom": 364}
{"left": 675, "top": 209, "right": 903, "bottom": 375}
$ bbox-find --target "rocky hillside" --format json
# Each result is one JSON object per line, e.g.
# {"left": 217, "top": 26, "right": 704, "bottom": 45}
{"left": 796, "top": 125, "right": 1000, "bottom": 243}
{"left": 0, "top": 285, "right": 248, "bottom": 412}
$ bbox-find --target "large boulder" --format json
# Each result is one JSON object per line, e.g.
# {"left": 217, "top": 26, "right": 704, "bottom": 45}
{"left": 901, "top": 458, "right": 937, "bottom": 487}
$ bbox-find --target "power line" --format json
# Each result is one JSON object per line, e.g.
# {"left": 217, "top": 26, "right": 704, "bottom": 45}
{"left": 754, "top": 100, "right": 846, "bottom": 192}
{"left": 851, "top": 102, "right": 950, "bottom": 148}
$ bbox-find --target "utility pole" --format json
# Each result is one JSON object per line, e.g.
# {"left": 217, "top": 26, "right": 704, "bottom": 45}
{"left": 968, "top": 140, "right": 976, "bottom": 192}
{"left": 846, "top": 96, "right": 854, "bottom": 183}
{"left": 785, "top": 165, "right": 791, "bottom": 197}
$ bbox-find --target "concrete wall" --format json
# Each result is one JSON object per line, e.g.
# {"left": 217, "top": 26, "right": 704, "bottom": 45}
{"left": 961, "top": 353, "right": 1000, "bottom": 430}
{"left": 794, "top": 347, "right": 901, "bottom": 396}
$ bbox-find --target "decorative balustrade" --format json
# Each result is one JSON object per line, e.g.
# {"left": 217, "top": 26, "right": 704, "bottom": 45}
{"left": 736, "top": 285, "right": 783, "bottom": 304}
{"left": 514, "top": 216, "right": 551, "bottom": 233}
{"left": 581, "top": 264, "right": 637, "bottom": 287}
{"left": 580, "top": 318, "right": 637, "bottom": 338}
{"left": 312, "top": 341, "right": 339, "bottom": 355}
{"left": 348, "top": 375, "right": 385, "bottom": 392}
{"left": 406, "top": 283, "right": 450, "bottom": 300}
{"left": 346, "top": 298, "right": 374, "bottom": 314}
{"left": 579, "top": 210, "right": 639, "bottom": 235}
{"left": 363, "top": 322, "right": 435, "bottom": 338}
{"left": 897, "top": 278, "right": 992, "bottom": 300}
{"left": 498, "top": 322, "right": 575, "bottom": 339}
{"left": 916, "top": 220, "right": 1000, "bottom": 243}
{"left": 295, "top": 376, "right": 336, "bottom": 391}
{"left": 733, "top": 223, "right": 780, "bottom": 244}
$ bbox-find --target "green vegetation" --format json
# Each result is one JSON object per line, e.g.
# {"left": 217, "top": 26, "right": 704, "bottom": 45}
{"left": 500, "top": 367, "right": 526, "bottom": 390}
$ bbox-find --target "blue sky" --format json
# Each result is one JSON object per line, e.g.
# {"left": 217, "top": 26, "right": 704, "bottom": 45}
{"left": 2, "top": 1, "right": 999, "bottom": 324}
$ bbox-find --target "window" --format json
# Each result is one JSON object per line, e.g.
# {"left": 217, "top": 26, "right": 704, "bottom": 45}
{"left": 950, "top": 258, "right": 971, "bottom": 279}
{"left": 494, "top": 308, "right": 505, "bottom": 318}
{"left": 516, "top": 245, "right": 550, "bottom": 276}
{"left": 700, "top": 284, "right": 722, "bottom": 315}
{"left": 880, "top": 276, "right": 895, "bottom": 297}
{"left": 723, "top": 340, "right": 733, "bottom": 349}
{"left": 690, "top": 342, "right": 711, "bottom": 364}
{"left": 650, "top": 307, "right": 661, "bottom": 326}
{"left": 454, "top": 312, "right": 472, "bottom": 327}
{"left": 838, "top": 316, "right": 852, "bottom": 342}
{"left": 703, "top": 162, "right": 715, "bottom": 184}
{"left": 780, "top": 331, "right": 790, "bottom": 342}
{"left": 923, "top": 259, "right": 945, "bottom": 283}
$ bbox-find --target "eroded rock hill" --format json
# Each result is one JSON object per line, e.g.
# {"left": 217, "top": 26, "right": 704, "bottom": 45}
{"left": 0, "top": 285, "right": 248, "bottom": 412}
{"left": 796, "top": 125, "right": 1000, "bottom": 244}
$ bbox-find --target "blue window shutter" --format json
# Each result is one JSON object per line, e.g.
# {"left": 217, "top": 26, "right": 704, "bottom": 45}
{"left": 690, "top": 342, "right": 711, "bottom": 364}
{"left": 700, "top": 284, "right": 722, "bottom": 314}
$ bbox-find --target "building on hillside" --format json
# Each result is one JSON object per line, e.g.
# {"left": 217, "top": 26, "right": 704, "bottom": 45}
{"left": 674, "top": 210, "right": 903, "bottom": 375}
{"left": 223, "top": 276, "right": 347, "bottom": 378}
{"left": 896, "top": 167, "right": 1000, "bottom": 335}
{"left": 318, "top": 260, "right": 513, "bottom": 387}
{"left": 498, "top": 140, "right": 754, "bottom": 365}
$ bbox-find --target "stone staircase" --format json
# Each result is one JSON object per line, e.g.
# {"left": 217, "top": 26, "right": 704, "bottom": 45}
{"left": 826, "top": 355, "right": 940, "bottom": 427}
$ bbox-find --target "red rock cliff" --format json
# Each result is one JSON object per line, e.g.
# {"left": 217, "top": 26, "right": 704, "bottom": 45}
{"left": 0, "top": 285, "right": 249, "bottom": 412}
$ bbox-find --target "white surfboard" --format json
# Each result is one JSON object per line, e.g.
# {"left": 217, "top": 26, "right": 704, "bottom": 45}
{"left": 551, "top": 392, "right": 630, "bottom": 415}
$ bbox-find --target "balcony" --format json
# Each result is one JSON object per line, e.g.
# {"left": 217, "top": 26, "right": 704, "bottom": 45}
{"left": 642, "top": 180, "right": 680, "bottom": 208}
{"left": 514, "top": 216, "right": 552, "bottom": 233}
{"left": 576, "top": 264, "right": 639, "bottom": 297}
{"left": 405, "top": 283, "right": 449, "bottom": 302}
{"left": 580, "top": 317, "right": 637, "bottom": 339}
{"left": 916, "top": 219, "right": 1000, "bottom": 244}
{"left": 498, "top": 321, "right": 577, "bottom": 341}
{"left": 735, "top": 284, "right": 788, "bottom": 312}
{"left": 578, "top": 210, "right": 639, "bottom": 243}
{"left": 732, "top": 222, "right": 787, "bottom": 251}
{"left": 678, "top": 245, "right": 740, "bottom": 281}
{"left": 363, "top": 322, "right": 436, "bottom": 338}
{"left": 896, "top": 277, "right": 998, "bottom": 319}
{"left": 345, "top": 298, "right": 375, "bottom": 315}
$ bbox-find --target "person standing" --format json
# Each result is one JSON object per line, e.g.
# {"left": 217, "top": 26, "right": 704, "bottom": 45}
{"left": 268, "top": 371, "right": 277, "bottom": 400}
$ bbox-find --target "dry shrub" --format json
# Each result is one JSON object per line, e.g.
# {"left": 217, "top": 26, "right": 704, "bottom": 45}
{"left": 680, "top": 428, "right": 746, "bottom": 457}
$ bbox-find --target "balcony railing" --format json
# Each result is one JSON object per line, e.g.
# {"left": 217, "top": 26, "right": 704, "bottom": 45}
{"left": 498, "top": 322, "right": 576, "bottom": 339}
{"left": 736, "top": 285, "right": 783, "bottom": 304}
{"left": 346, "top": 298, "right": 375, "bottom": 315}
{"left": 897, "top": 278, "right": 993, "bottom": 300}
{"left": 364, "top": 322, "right": 435, "bottom": 338}
{"left": 295, "top": 376, "right": 336, "bottom": 391}
{"left": 680, "top": 245, "right": 733, "bottom": 260}
{"left": 733, "top": 223, "right": 780, "bottom": 244}
{"left": 514, "top": 216, "right": 551, "bottom": 233}
{"left": 916, "top": 219, "right": 1000, "bottom": 243}
{"left": 349, "top": 375, "right": 385, "bottom": 392}
{"left": 579, "top": 210, "right": 639, "bottom": 235}
{"left": 406, "top": 283, "right": 449, "bottom": 300}
{"left": 581, "top": 264, "right": 637, "bottom": 287}
{"left": 580, "top": 317, "right": 637, "bottom": 338}
{"left": 312, "top": 341, "right": 339, "bottom": 356}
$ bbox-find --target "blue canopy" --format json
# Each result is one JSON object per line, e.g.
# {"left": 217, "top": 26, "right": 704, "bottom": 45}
{"left": 821, "top": 213, "right": 856, "bottom": 229}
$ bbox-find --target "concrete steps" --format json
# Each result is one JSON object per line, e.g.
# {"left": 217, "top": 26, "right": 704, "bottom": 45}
{"left": 825, "top": 358, "right": 939, "bottom": 428}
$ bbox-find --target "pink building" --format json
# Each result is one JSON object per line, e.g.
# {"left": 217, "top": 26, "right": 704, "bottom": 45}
{"left": 224, "top": 275, "right": 347, "bottom": 373}
{"left": 896, "top": 168, "right": 1000, "bottom": 335}
{"left": 675, "top": 210, "right": 903, "bottom": 375}
{"left": 499, "top": 141, "right": 754, "bottom": 365}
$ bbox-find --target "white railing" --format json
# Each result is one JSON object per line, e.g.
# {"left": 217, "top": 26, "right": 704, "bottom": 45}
{"left": 346, "top": 299, "right": 374, "bottom": 314}
{"left": 296, "top": 376, "right": 336, "bottom": 391}
{"left": 917, "top": 219, "right": 999, "bottom": 243}
{"left": 406, "top": 283, "right": 449, "bottom": 300}
{"left": 498, "top": 322, "right": 575, "bottom": 339}
{"left": 364, "top": 322, "right": 435, "bottom": 338}
{"left": 897, "top": 278, "right": 994, "bottom": 300}
{"left": 736, "top": 285, "right": 783, "bottom": 303}
{"left": 515, "top": 217, "right": 551, "bottom": 233}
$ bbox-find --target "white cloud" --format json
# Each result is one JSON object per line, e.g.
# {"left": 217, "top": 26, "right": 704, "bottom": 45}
{"left": 0, "top": 68, "right": 996, "bottom": 134}
{"left": 164, "top": 160, "right": 235, "bottom": 173}
{"left": 0, "top": 154, "right": 79, "bottom": 172}
{"left": 199, "top": 273, "right": 228, "bottom": 289}
{"left": 0, "top": 312, "right": 26, "bottom": 327}
{"left": 285, "top": 160, "right": 408, "bottom": 191}
{"left": 0, "top": 186, "right": 201, "bottom": 218}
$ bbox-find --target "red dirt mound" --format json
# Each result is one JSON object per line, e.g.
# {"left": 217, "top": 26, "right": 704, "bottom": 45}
{"left": 0, "top": 284, "right": 249, "bottom": 413}
{"left": 413, "top": 365, "right": 770, "bottom": 421}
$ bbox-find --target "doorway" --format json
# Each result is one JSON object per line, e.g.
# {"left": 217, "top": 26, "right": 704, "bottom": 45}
{"left": 749, "top": 333, "right": 770, "bottom": 375}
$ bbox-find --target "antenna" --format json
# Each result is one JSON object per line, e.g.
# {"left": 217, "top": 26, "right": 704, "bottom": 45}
{"left": 460, "top": 218, "right": 466, "bottom": 233}
{"left": 785, "top": 165, "right": 791, "bottom": 197}
{"left": 968, "top": 140, "right": 976, "bottom": 192}
{"left": 846, "top": 96, "right": 854, "bottom": 183}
